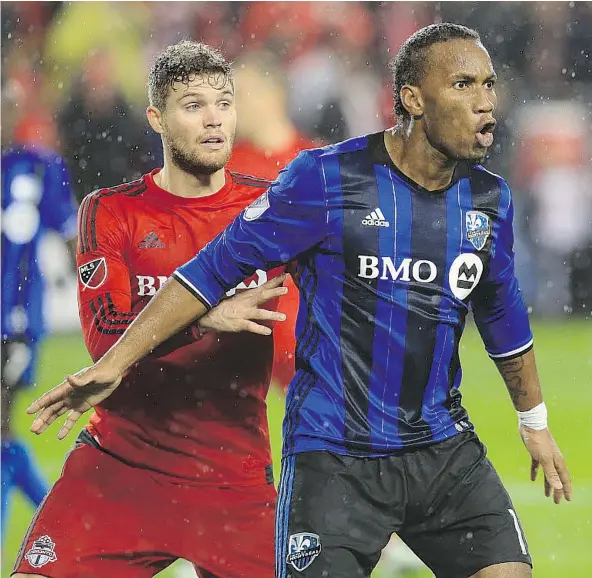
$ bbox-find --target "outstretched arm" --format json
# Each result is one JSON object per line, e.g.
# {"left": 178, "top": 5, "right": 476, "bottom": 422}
{"left": 93, "top": 272, "right": 291, "bottom": 375}
{"left": 27, "top": 275, "right": 288, "bottom": 439}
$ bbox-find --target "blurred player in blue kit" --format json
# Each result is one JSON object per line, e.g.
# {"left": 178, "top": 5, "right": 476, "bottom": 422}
{"left": 29, "top": 24, "right": 572, "bottom": 578}
{"left": 1, "top": 145, "right": 78, "bottom": 542}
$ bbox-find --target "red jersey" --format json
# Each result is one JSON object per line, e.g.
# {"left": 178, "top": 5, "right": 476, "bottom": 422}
{"left": 76, "top": 169, "right": 280, "bottom": 486}
{"left": 228, "top": 135, "right": 317, "bottom": 390}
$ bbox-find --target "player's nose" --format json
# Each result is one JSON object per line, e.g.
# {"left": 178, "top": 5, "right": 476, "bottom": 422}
{"left": 203, "top": 105, "right": 222, "bottom": 127}
{"left": 475, "top": 88, "right": 495, "bottom": 114}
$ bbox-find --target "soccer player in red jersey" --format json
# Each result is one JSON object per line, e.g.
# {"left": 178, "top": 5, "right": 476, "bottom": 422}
{"left": 12, "top": 41, "right": 287, "bottom": 578}
{"left": 228, "top": 51, "right": 318, "bottom": 392}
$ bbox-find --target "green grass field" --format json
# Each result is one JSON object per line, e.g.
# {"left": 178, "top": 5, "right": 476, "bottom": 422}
{"left": 3, "top": 320, "right": 591, "bottom": 577}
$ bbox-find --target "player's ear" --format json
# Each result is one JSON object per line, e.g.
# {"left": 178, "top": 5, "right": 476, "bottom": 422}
{"left": 400, "top": 85, "right": 424, "bottom": 119}
{"left": 146, "top": 106, "right": 164, "bottom": 135}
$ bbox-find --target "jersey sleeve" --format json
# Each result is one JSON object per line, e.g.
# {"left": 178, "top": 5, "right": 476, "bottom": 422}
{"left": 77, "top": 194, "right": 201, "bottom": 362}
{"left": 42, "top": 155, "right": 78, "bottom": 240}
{"left": 76, "top": 194, "right": 137, "bottom": 361}
{"left": 470, "top": 179, "right": 533, "bottom": 360}
{"left": 173, "top": 150, "right": 327, "bottom": 308}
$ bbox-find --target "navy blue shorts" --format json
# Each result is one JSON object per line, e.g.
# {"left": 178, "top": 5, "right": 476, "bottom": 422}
{"left": 276, "top": 432, "right": 531, "bottom": 578}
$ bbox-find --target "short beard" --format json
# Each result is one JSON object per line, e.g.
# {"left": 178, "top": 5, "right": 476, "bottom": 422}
{"left": 169, "top": 141, "right": 230, "bottom": 176}
{"left": 162, "top": 128, "right": 233, "bottom": 176}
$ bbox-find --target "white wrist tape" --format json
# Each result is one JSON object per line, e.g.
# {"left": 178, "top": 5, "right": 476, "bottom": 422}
{"left": 518, "top": 402, "right": 548, "bottom": 430}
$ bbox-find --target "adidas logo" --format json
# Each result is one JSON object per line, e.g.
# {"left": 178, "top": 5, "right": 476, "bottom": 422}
{"left": 362, "top": 208, "right": 390, "bottom": 227}
{"left": 138, "top": 232, "right": 165, "bottom": 249}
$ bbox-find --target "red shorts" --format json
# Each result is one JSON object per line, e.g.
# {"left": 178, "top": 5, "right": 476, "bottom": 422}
{"left": 13, "top": 444, "right": 276, "bottom": 578}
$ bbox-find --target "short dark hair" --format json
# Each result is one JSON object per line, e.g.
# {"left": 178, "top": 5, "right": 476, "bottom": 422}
{"left": 389, "top": 23, "right": 481, "bottom": 122}
{"left": 147, "top": 40, "right": 233, "bottom": 110}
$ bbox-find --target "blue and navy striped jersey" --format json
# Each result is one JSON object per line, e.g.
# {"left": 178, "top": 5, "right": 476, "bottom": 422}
{"left": 174, "top": 132, "right": 533, "bottom": 455}
{"left": 1, "top": 147, "right": 78, "bottom": 342}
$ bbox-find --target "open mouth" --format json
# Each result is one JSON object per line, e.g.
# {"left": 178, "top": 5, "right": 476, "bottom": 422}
{"left": 201, "top": 136, "right": 225, "bottom": 148}
{"left": 476, "top": 121, "right": 496, "bottom": 148}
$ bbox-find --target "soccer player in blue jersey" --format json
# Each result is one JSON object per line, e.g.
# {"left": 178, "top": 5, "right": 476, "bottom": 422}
{"left": 28, "top": 24, "right": 571, "bottom": 578}
{"left": 1, "top": 146, "right": 78, "bottom": 543}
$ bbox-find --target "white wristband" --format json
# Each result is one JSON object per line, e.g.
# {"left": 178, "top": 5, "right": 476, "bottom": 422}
{"left": 518, "top": 402, "right": 548, "bottom": 430}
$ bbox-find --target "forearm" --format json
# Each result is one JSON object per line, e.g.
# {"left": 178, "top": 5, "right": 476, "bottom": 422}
{"left": 494, "top": 348, "right": 543, "bottom": 412}
{"left": 99, "top": 277, "right": 208, "bottom": 373}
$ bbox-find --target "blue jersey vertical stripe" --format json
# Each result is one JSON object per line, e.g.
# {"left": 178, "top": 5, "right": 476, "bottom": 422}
{"left": 283, "top": 266, "right": 316, "bottom": 456}
{"left": 418, "top": 182, "right": 456, "bottom": 440}
{"left": 399, "top": 185, "right": 448, "bottom": 443}
{"left": 421, "top": 322, "right": 456, "bottom": 440}
{"left": 315, "top": 154, "right": 347, "bottom": 444}
{"left": 387, "top": 179, "right": 413, "bottom": 444}
{"left": 367, "top": 165, "right": 407, "bottom": 448}
{"left": 421, "top": 180, "right": 469, "bottom": 439}
{"left": 339, "top": 146, "right": 380, "bottom": 449}
{"left": 443, "top": 178, "right": 474, "bottom": 419}
{"left": 284, "top": 153, "right": 348, "bottom": 455}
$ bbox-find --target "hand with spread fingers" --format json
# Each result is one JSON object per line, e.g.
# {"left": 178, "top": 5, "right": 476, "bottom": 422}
{"left": 28, "top": 364, "right": 123, "bottom": 439}
{"left": 199, "top": 273, "right": 288, "bottom": 335}
{"left": 520, "top": 425, "right": 573, "bottom": 504}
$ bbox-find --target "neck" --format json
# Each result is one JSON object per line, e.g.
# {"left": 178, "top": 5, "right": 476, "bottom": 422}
{"left": 154, "top": 152, "right": 226, "bottom": 199}
{"left": 385, "top": 122, "right": 457, "bottom": 191}
{"left": 248, "top": 116, "right": 297, "bottom": 152}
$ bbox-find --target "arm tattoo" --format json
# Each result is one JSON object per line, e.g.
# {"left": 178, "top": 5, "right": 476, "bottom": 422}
{"left": 495, "top": 356, "right": 528, "bottom": 406}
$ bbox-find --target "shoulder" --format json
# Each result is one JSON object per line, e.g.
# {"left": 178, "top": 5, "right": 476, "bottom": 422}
{"left": 227, "top": 172, "right": 272, "bottom": 203}
{"left": 470, "top": 164, "right": 510, "bottom": 187}
{"left": 78, "top": 178, "right": 148, "bottom": 254}
{"left": 279, "top": 139, "right": 370, "bottom": 179}
{"left": 80, "top": 176, "right": 149, "bottom": 214}
{"left": 312, "top": 135, "right": 371, "bottom": 160}
{"left": 469, "top": 164, "right": 512, "bottom": 220}
{"left": 228, "top": 171, "right": 272, "bottom": 190}
{"left": 297, "top": 135, "right": 375, "bottom": 182}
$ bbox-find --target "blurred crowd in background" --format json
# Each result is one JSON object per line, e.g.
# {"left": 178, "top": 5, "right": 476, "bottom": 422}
{"left": 2, "top": 1, "right": 592, "bottom": 325}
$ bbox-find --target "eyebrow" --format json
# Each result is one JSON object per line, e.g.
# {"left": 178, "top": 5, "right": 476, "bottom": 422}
{"left": 450, "top": 72, "right": 498, "bottom": 82}
{"left": 178, "top": 89, "right": 234, "bottom": 101}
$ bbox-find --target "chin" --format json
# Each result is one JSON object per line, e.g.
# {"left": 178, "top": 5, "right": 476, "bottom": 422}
{"left": 194, "top": 156, "right": 228, "bottom": 175}
{"left": 464, "top": 155, "right": 486, "bottom": 165}
{"left": 200, "top": 145, "right": 232, "bottom": 167}
{"left": 171, "top": 149, "right": 228, "bottom": 176}
{"left": 458, "top": 146, "right": 487, "bottom": 165}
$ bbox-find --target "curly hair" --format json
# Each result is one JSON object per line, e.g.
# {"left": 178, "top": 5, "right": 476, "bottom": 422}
{"left": 388, "top": 23, "right": 481, "bottom": 122}
{"left": 147, "top": 40, "right": 233, "bottom": 110}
